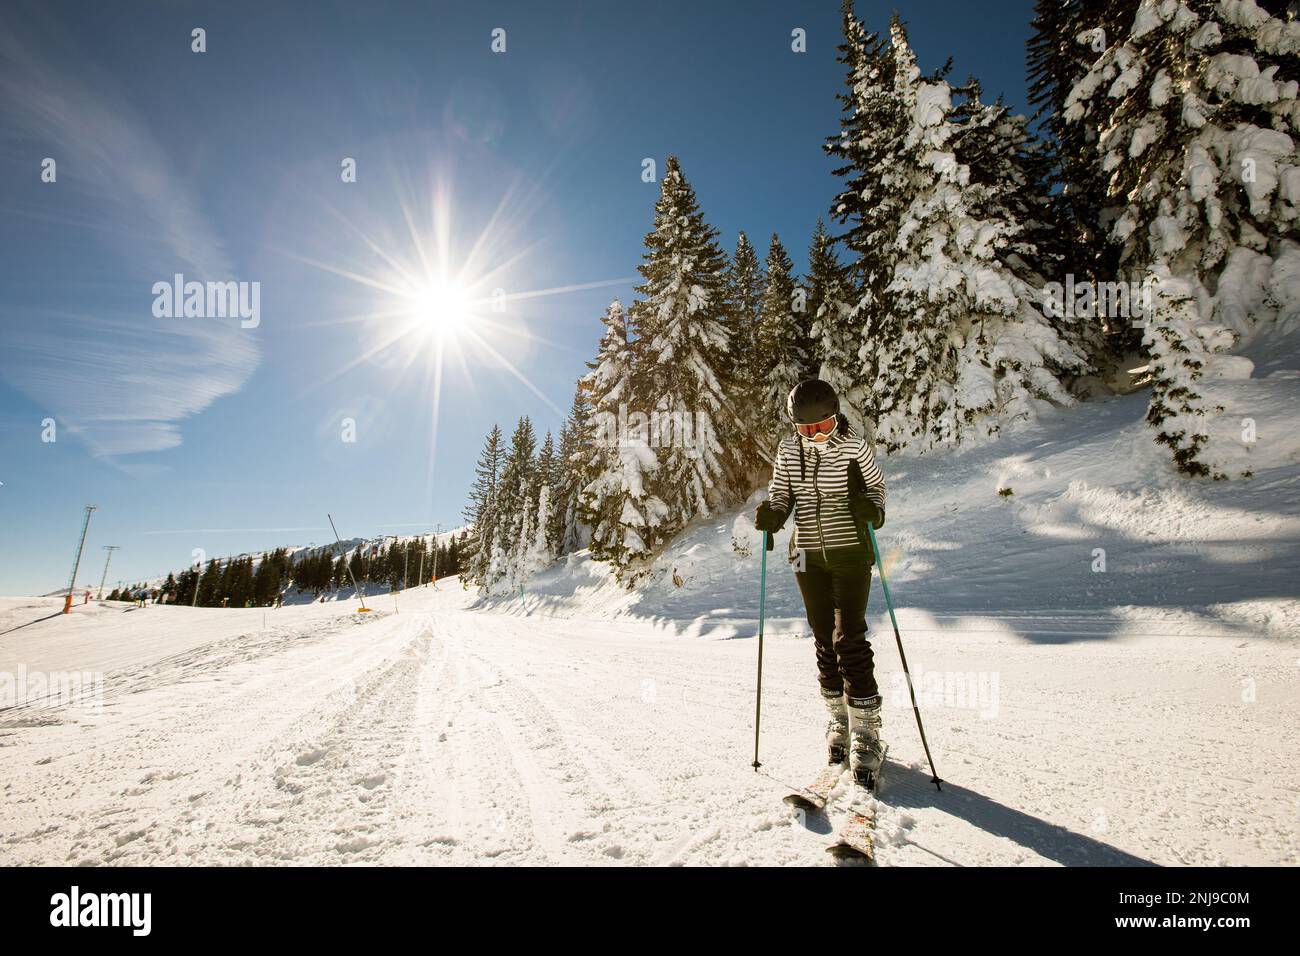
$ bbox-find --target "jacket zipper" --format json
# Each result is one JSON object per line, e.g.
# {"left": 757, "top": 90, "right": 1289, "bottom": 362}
{"left": 812, "top": 451, "right": 829, "bottom": 562}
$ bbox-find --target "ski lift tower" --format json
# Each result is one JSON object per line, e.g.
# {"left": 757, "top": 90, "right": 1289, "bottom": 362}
{"left": 63, "top": 504, "right": 96, "bottom": 613}
{"left": 327, "top": 513, "right": 370, "bottom": 612}
{"left": 96, "top": 545, "right": 120, "bottom": 600}
{"left": 431, "top": 523, "right": 442, "bottom": 587}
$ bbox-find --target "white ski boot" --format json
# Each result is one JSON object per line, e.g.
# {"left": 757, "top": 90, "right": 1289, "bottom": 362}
{"left": 822, "top": 687, "right": 849, "bottom": 766}
{"left": 847, "top": 694, "right": 885, "bottom": 790}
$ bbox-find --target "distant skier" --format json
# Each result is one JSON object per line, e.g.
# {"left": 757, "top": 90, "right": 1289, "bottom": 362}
{"left": 754, "top": 379, "right": 888, "bottom": 789}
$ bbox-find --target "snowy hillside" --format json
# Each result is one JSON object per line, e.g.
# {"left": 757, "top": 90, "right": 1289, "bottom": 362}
{"left": 2, "top": 389, "right": 1296, "bottom": 866}
{"left": 478, "top": 388, "right": 1300, "bottom": 642}
{"left": 74, "top": 527, "right": 469, "bottom": 600}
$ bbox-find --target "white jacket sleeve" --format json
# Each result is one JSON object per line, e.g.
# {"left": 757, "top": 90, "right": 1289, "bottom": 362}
{"left": 766, "top": 442, "right": 794, "bottom": 515}
{"left": 855, "top": 440, "right": 886, "bottom": 514}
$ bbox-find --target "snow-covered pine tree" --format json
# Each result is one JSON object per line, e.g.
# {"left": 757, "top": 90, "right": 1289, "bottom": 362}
{"left": 863, "top": 18, "right": 954, "bottom": 451}
{"left": 1143, "top": 263, "right": 1239, "bottom": 474}
{"left": 724, "top": 231, "right": 765, "bottom": 382}
{"left": 552, "top": 384, "right": 593, "bottom": 555}
{"left": 1062, "top": 0, "right": 1300, "bottom": 476}
{"left": 535, "top": 431, "right": 558, "bottom": 555}
{"left": 444, "top": 534, "right": 462, "bottom": 578}
{"left": 517, "top": 483, "right": 555, "bottom": 590}
{"left": 754, "top": 234, "right": 809, "bottom": 445}
{"left": 723, "top": 231, "right": 766, "bottom": 472}
{"left": 509, "top": 479, "right": 536, "bottom": 593}
{"left": 1027, "top": 1, "right": 1136, "bottom": 301}
{"left": 463, "top": 423, "right": 503, "bottom": 586}
{"left": 806, "top": 219, "right": 866, "bottom": 432}
{"left": 485, "top": 524, "right": 509, "bottom": 593}
{"left": 487, "top": 416, "right": 537, "bottom": 591}
{"left": 949, "top": 79, "right": 1098, "bottom": 393}
{"left": 832, "top": 12, "right": 1087, "bottom": 451}
{"left": 579, "top": 299, "right": 667, "bottom": 577}
{"left": 550, "top": 424, "right": 574, "bottom": 554}
{"left": 632, "top": 156, "right": 738, "bottom": 530}
{"left": 826, "top": 3, "right": 916, "bottom": 410}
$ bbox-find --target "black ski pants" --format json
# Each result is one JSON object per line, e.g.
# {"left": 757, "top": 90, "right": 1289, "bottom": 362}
{"left": 794, "top": 544, "right": 877, "bottom": 700}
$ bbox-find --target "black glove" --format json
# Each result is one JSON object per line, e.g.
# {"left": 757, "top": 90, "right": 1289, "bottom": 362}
{"left": 847, "top": 459, "right": 885, "bottom": 531}
{"left": 754, "top": 501, "right": 788, "bottom": 535}
{"left": 848, "top": 495, "right": 884, "bottom": 531}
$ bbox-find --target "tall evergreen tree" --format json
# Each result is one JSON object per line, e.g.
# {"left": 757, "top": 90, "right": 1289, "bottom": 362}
{"left": 806, "top": 219, "right": 866, "bottom": 432}
{"left": 228, "top": 556, "right": 254, "bottom": 607}
{"left": 535, "top": 431, "right": 558, "bottom": 554}
{"left": 252, "top": 551, "right": 279, "bottom": 606}
{"left": 754, "top": 233, "right": 809, "bottom": 445}
{"left": 348, "top": 545, "right": 364, "bottom": 594}
{"left": 579, "top": 299, "right": 665, "bottom": 575}
{"left": 893, "top": 22, "right": 1086, "bottom": 449}
{"left": 196, "top": 558, "right": 221, "bottom": 607}
{"left": 725, "top": 231, "right": 765, "bottom": 372}
{"left": 508, "top": 479, "right": 536, "bottom": 592}
{"left": 950, "top": 78, "right": 1098, "bottom": 396}
{"left": 497, "top": 417, "right": 537, "bottom": 536}
{"left": 632, "top": 156, "right": 739, "bottom": 532}
{"left": 826, "top": 4, "right": 922, "bottom": 406}
{"left": 485, "top": 416, "right": 537, "bottom": 591}
{"left": 175, "top": 568, "right": 198, "bottom": 606}
{"left": 551, "top": 383, "right": 593, "bottom": 555}
{"left": 463, "top": 423, "right": 503, "bottom": 584}
{"left": 510, "top": 482, "right": 555, "bottom": 591}
{"left": 829, "top": 10, "right": 1086, "bottom": 452}
{"left": 1027, "top": 0, "right": 1134, "bottom": 310}
{"left": 723, "top": 230, "right": 767, "bottom": 474}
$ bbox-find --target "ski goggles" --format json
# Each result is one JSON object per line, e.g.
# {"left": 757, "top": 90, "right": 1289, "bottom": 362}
{"left": 795, "top": 415, "right": 836, "bottom": 438}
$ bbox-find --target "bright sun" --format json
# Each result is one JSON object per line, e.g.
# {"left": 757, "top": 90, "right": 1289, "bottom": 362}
{"left": 297, "top": 173, "right": 632, "bottom": 435}
{"left": 408, "top": 279, "right": 471, "bottom": 337}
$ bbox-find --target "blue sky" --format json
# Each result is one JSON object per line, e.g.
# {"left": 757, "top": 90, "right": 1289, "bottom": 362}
{"left": 0, "top": 0, "right": 1037, "bottom": 594}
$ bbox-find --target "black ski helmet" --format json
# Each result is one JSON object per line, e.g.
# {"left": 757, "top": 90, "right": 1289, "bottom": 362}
{"left": 786, "top": 379, "right": 839, "bottom": 425}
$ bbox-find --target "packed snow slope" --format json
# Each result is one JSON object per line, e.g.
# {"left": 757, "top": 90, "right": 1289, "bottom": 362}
{"left": 2, "top": 390, "right": 1297, "bottom": 866}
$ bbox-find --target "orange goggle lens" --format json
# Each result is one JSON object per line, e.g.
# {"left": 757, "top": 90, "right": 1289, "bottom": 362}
{"left": 796, "top": 416, "right": 836, "bottom": 438}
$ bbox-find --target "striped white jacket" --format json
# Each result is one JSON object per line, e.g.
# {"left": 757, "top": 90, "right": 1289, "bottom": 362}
{"left": 766, "top": 428, "right": 887, "bottom": 554}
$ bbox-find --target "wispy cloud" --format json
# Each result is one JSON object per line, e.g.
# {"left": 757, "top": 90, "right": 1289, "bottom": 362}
{"left": 0, "top": 13, "right": 259, "bottom": 458}
{"left": 139, "top": 527, "right": 330, "bottom": 536}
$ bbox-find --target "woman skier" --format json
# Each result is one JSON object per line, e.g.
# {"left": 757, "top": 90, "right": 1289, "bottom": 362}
{"left": 754, "top": 379, "right": 888, "bottom": 789}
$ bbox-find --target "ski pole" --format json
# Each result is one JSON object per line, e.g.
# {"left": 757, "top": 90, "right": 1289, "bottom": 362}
{"left": 867, "top": 522, "right": 943, "bottom": 791}
{"left": 752, "top": 529, "right": 770, "bottom": 771}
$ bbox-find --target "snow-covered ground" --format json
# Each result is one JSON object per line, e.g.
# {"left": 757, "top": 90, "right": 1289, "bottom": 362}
{"left": 2, "top": 390, "right": 1297, "bottom": 866}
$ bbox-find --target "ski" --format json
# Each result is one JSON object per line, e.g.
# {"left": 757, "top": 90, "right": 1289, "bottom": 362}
{"left": 827, "top": 806, "right": 877, "bottom": 862}
{"left": 782, "top": 762, "right": 845, "bottom": 812}
{"left": 826, "top": 744, "right": 888, "bottom": 863}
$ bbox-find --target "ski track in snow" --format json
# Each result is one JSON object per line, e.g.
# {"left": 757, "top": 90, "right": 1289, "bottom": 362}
{"left": 2, "top": 587, "right": 1296, "bottom": 866}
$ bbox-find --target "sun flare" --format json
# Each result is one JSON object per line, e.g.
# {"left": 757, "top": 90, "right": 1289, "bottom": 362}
{"left": 289, "top": 166, "right": 635, "bottom": 503}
